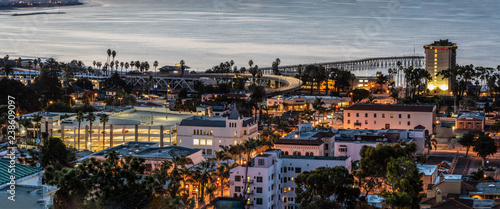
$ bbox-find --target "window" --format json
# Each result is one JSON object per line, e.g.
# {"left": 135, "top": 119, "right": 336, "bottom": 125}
{"left": 210, "top": 130, "right": 213, "bottom": 135}
{"left": 295, "top": 167, "right": 301, "bottom": 173}
{"left": 202, "top": 149, "right": 206, "bottom": 154}
{"left": 235, "top": 186, "right": 241, "bottom": 192}
{"left": 258, "top": 159, "right": 265, "bottom": 166}
{"left": 257, "top": 176, "right": 263, "bottom": 182}
{"left": 193, "top": 139, "right": 199, "bottom": 145}
{"left": 399, "top": 114, "right": 401, "bottom": 118}
{"left": 197, "top": 130, "right": 200, "bottom": 135}
{"left": 244, "top": 130, "right": 247, "bottom": 135}
{"left": 348, "top": 113, "right": 351, "bottom": 117}
{"left": 374, "top": 120, "right": 376, "bottom": 124}
{"left": 374, "top": 113, "right": 377, "bottom": 118}
{"left": 325, "top": 144, "right": 328, "bottom": 150}
{"left": 347, "top": 120, "right": 350, "bottom": 124}
{"left": 200, "top": 139, "right": 206, "bottom": 145}
{"left": 285, "top": 151, "right": 289, "bottom": 155}
{"left": 339, "top": 146, "right": 347, "bottom": 152}
{"left": 257, "top": 187, "right": 263, "bottom": 193}
{"left": 390, "top": 114, "right": 393, "bottom": 118}
{"left": 207, "top": 149, "right": 212, "bottom": 155}
{"left": 234, "top": 131, "right": 237, "bottom": 137}
{"left": 365, "top": 113, "right": 368, "bottom": 117}
{"left": 408, "top": 121, "right": 410, "bottom": 126}
{"left": 234, "top": 141, "right": 237, "bottom": 145}
{"left": 356, "top": 113, "right": 359, "bottom": 117}
{"left": 193, "top": 130, "right": 196, "bottom": 134}
{"left": 408, "top": 114, "right": 411, "bottom": 118}
{"left": 365, "top": 120, "right": 368, "bottom": 124}
{"left": 382, "top": 114, "right": 385, "bottom": 118}
{"left": 235, "top": 176, "right": 241, "bottom": 182}
{"left": 207, "top": 139, "right": 212, "bottom": 146}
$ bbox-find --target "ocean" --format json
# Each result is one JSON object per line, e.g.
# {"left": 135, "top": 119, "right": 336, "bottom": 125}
{"left": 0, "top": 0, "right": 498, "bottom": 75}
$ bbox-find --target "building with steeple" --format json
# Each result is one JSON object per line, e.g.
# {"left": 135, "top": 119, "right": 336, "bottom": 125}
{"left": 176, "top": 105, "right": 258, "bottom": 158}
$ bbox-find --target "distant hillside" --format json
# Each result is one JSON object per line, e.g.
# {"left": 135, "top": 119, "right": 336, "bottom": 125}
{"left": 0, "top": 0, "right": 82, "bottom": 9}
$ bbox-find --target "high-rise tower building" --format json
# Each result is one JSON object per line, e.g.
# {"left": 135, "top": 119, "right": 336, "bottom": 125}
{"left": 423, "top": 39, "right": 457, "bottom": 93}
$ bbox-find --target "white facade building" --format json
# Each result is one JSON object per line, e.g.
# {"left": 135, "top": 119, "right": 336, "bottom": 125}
{"left": 176, "top": 106, "right": 258, "bottom": 158}
{"left": 267, "top": 95, "right": 350, "bottom": 113}
{"left": 229, "top": 149, "right": 351, "bottom": 209}
{"left": 275, "top": 123, "right": 335, "bottom": 157}
{"left": 343, "top": 103, "right": 436, "bottom": 133}
{"left": 333, "top": 128, "right": 425, "bottom": 161}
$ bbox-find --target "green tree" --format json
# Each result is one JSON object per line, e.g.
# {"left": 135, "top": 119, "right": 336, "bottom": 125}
{"left": 42, "top": 137, "right": 76, "bottom": 170}
{"left": 424, "top": 130, "right": 437, "bottom": 156}
{"left": 75, "top": 112, "right": 84, "bottom": 150}
{"left": 473, "top": 134, "right": 497, "bottom": 167}
{"left": 356, "top": 143, "right": 417, "bottom": 195}
{"left": 45, "top": 102, "right": 72, "bottom": 112}
{"left": 99, "top": 113, "right": 109, "bottom": 149}
{"left": 295, "top": 166, "right": 360, "bottom": 209}
{"left": 86, "top": 112, "right": 96, "bottom": 150}
{"left": 469, "top": 168, "right": 495, "bottom": 182}
{"left": 74, "top": 77, "right": 93, "bottom": 90}
{"left": 242, "top": 138, "right": 259, "bottom": 199}
{"left": 103, "top": 72, "right": 131, "bottom": 92}
{"left": 351, "top": 88, "right": 370, "bottom": 103}
{"left": 34, "top": 68, "right": 63, "bottom": 104}
{"left": 0, "top": 77, "right": 42, "bottom": 112}
{"left": 384, "top": 157, "right": 423, "bottom": 208}
{"left": 458, "top": 130, "right": 482, "bottom": 157}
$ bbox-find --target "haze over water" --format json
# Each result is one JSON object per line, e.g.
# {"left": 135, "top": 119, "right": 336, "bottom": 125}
{"left": 0, "top": 0, "right": 499, "bottom": 74}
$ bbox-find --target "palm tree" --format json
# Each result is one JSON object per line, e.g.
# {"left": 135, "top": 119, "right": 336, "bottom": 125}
{"left": 125, "top": 62, "right": 130, "bottom": 73}
{"left": 153, "top": 61, "right": 159, "bottom": 74}
{"left": 214, "top": 163, "right": 229, "bottom": 198}
{"left": 3, "top": 64, "right": 13, "bottom": 77}
{"left": 111, "top": 50, "right": 116, "bottom": 68}
{"left": 229, "top": 144, "right": 243, "bottom": 165}
{"left": 180, "top": 60, "right": 185, "bottom": 77}
{"left": 120, "top": 62, "right": 124, "bottom": 74}
{"left": 19, "top": 118, "right": 32, "bottom": 145}
{"left": 311, "top": 97, "right": 326, "bottom": 121}
{"left": 130, "top": 61, "right": 135, "bottom": 71}
{"left": 242, "top": 138, "right": 258, "bottom": 199}
{"left": 167, "top": 155, "right": 194, "bottom": 198}
{"left": 194, "top": 161, "right": 215, "bottom": 203}
{"left": 86, "top": 112, "right": 96, "bottom": 150}
{"left": 71, "top": 112, "right": 84, "bottom": 150}
{"left": 106, "top": 49, "right": 111, "bottom": 67}
{"left": 32, "top": 113, "right": 42, "bottom": 142}
{"left": 424, "top": 131, "right": 437, "bottom": 156}
{"left": 3, "top": 54, "right": 9, "bottom": 67}
{"left": 99, "top": 113, "right": 109, "bottom": 150}
{"left": 219, "top": 145, "right": 232, "bottom": 166}
{"left": 469, "top": 168, "right": 495, "bottom": 182}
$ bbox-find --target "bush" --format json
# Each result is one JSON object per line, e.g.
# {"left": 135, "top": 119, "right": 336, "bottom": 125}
{"left": 71, "top": 104, "right": 97, "bottom": 113}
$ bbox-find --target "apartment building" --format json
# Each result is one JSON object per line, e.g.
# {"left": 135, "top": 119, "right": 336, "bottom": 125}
{"left": 229, "top": 149, "right": 351, "bottom": 209}
{"left": 274, "top": 123, "right": 334, "bottom": 157}
{"left": 176, "top": 106, "right": 258, "bottom": 158}
{"left": 333, "top": 128, "right": 425, "bottom": 161}
{"left": 343, "top": 103, "right": 436, "bottom": 133}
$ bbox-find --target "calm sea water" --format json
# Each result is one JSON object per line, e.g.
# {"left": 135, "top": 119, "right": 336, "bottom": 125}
{"left": 0, "top": 0, "right": 499, "bottom": 74}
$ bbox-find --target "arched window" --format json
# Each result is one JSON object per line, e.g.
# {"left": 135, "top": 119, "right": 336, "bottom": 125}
{"left": 297, "top": 152, "right": 301, "bottom": 156}
{"left": 310, "top": 153, "right": 314, "bottom": 156}
{"left": 285, "top": 151, "right": 289, "bottom": 155}
{"left": 305, "top": 152, "right": 309, "bottom": 156}
{"left": 281, "top": 151, "right": 284, "bottom": 155}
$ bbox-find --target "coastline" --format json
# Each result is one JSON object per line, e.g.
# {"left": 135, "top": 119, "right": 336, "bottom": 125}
{"left": 0, "top": 1, "right": 83, "bottom": 11}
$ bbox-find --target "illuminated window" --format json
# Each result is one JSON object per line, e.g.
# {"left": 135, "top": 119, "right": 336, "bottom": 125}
{"left": 207, "top": 139, "right": 212, "bottom": 146}
{"left": 234, "top": 131, "right": 237, "bottom": 137}
{"left": 434, "top": 59, "right": 437, "bottom": 61}
{"left": 382, "top": 114, "right": 385, "bottom": 118}
{"left": 219, "top": 140, "right": 221, "bottom": 143}
{"left": 359, "top": 80, "right": 363, "bottom": 82}
{"left": 200, "top": 139, "right": 206, "bottom": 145}
{"left": 234, "top": 141, "right": 238, "bottom": 145}
{"left": 434, "top": 62, "right": 437, "bottom": 65}
{"left": 193, "top": 139, "right": 199, "bottom": 145}
{"left": 390, "top": 114, "right": 393, "bottom": 118}
{"left": 435, "top": 49, "right": 437, "bottom": 53}
{"left": 284, "top": 188, "right": 287, "bottom": 193}
{"left": 434, "top": 54, "right": 437, "bottom": 58}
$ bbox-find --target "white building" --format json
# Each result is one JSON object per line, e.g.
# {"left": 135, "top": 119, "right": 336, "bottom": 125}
{"left": 343, "top": 103, "right": 436, "bottom": 133}
{"left": 176, "top": 106, "right": 258, "bottom": 158}
{"left": 229, "top": 149, "right": 351, "bottom": 209}
{"left": 274, "top": 123, "right": 335, "bottom": 157}
{"left": 333, "top": 128, "right": 425, "bottom": 161}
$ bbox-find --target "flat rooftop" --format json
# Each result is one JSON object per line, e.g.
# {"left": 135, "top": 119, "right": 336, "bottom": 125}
{"left": 281, "top": 155, "right": 349, "bottom": 161}
{"left": 457, "top": 112, "right": 485, "bottom": 120}
{"left": 334, "top": 128, "right": 422, "bottom": 143}
{"left": 92, "top": 142, "right": 200, "bottom": 159}
{"left": 417, "top": 164, "right": 438, "bottom": 176}
{"left": 344, "top": 103, "right": 435, "bottom": 112}
{"left": 271, "top": 95, "right": 346, "bottom": 101}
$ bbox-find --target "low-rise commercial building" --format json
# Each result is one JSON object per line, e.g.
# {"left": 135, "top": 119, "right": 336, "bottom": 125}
{"left": 455, "top": 112, "right": 485, "bottom": 131}
{"left": 333, "top": 128, "right": 425, "bottom": 161}
{"left": 274, "top": 123, "right": 334, "bottom": 157}
{"left": 266, "top": 95, "right": 350, "bottom": 113}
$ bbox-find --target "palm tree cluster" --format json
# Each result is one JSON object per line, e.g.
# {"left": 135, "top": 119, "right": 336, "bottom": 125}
{"left": 297, "top": 65, "right": 355, "bottom": 95}
{"left": 438, "top": 65, "right": 500, "bottom": 99}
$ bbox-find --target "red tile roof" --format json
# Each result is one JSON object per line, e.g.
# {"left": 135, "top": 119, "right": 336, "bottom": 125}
{"left": 344, "top": 103, "right": 435, "bottom": 112}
